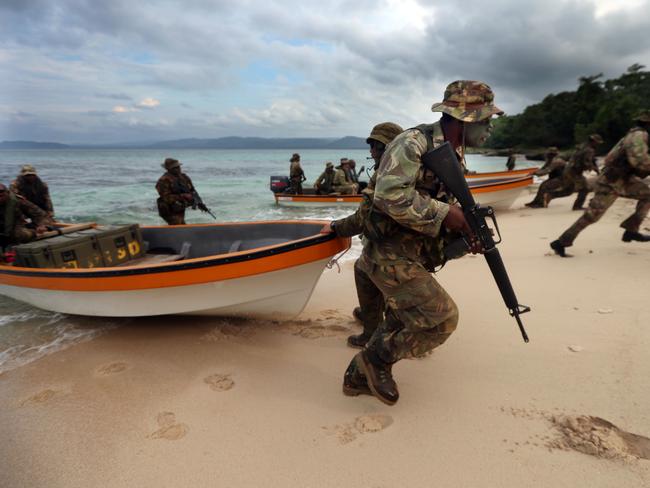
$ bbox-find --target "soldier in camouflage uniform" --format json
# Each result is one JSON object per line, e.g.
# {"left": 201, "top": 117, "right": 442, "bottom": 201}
{"left": 323, "top": 122, "right": 403, "bottom": 351}
{"left": 524, "top": 147, "right": 567, "bottom": 208}
{"left": 334, "top": 81, "right": 500, "bottom": 405}
{"left": 333, "top": 159, "right": 358, "bottom": 194}
{"left": 156, "top": 158, "right": 196, "bottom": 225}
{"left": 551, "top": 111, "right": 650, "bottom": 257}
{"left": 10, "top": 165, "right": 55, "bottom": 218}
{"left": 506, "top": 150, "right": 516, "bottom": 171}
{"left": 313, "top": 162, "right": 336, "bottom": 194}
{"left": 0, "top": 183, "right": 51, "bottom": 248}
{"left": 544, "top": 134, "right": 603, "bottom": 210}
{"left": 288, "top": 153, "right": 305, "bottom": 194}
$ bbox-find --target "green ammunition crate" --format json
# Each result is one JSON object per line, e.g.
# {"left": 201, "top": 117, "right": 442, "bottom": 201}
{"left": 13, "top": 231, "right": 104, "bottom": 269}
{"left": 13, "top": 224, "right": 145, "bottom": 269}
{"left": 93, "top": 224, "right": 144, "bottom": 266}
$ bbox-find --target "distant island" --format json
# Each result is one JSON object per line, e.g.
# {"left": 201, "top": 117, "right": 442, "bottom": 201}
{"left": 0, "top": 136, "right": 368, "bottom": 150}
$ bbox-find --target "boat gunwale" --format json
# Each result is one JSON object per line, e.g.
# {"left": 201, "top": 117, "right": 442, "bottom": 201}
{"left": 465, "top": 167, "right": 537, "bottom": 178}
{"left": 0, "top": 220, "right": 342, "bottom": 279}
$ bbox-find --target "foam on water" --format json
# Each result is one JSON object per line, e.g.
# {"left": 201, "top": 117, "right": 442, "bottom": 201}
{"left": 0, "top": 148, "right": 532, "bottom": 372}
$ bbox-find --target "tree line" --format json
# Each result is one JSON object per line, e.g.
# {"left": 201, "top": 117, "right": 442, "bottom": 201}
{"left": 486, "top": 64, "right": 650, "bottom": 152}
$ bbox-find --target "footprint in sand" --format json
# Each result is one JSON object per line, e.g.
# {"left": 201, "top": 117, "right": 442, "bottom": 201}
{"left": 323, "top": 414, "right": 393, "bottom": 444}
{"left": 203, "top": 373, "right": 235, "bottom": 391}
{"left": 95, "top": 361, "right": 129, "bottom": 376}
{"left": 147, "top": 412, "right": 189, "bottom": 441}
{"left": 20, "top": 389, "right": 57, "bottom": 407}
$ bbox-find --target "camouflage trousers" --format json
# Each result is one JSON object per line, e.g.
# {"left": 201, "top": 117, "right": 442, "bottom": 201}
{"left": 333, "top": 184, "right": 357, "bottom": 195}
{"left": 527, "top": 177, "right": 564, "bottom": 206}
{"left": 354, "top": 258, "right": 385, "bottom": 335}
{"left": 288, "top": 177, "right": 303, "bottom": 195}
{"left": 546, "top": 175, "right": 591, "bottom": 209}
{"left": 558, "top": 175, "right": 650, "bottom": 246}
{"left": 357, "top": 252, "right": 459, "bottom": 363}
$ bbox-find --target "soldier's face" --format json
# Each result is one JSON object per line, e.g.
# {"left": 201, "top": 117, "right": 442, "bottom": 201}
{"left": 464, "top": 119, "right": 493, "bottom": 146}
{"left": 169, "top": 166, "right": 181, "bottom": 176}
{"left": 369, "top": 140, "right": 385, "bottom": 164}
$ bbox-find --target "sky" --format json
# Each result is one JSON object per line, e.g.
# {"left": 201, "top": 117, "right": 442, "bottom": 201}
{"left": 1, "top": 0, "right": 649, "bottom": 144}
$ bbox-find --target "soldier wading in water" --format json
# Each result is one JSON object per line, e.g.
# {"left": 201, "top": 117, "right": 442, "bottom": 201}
{"left": 156, "top": 158, "right": 197, "bottom": 225}
{"left": 332, "top": 81, "right": 500, "bottom": 405}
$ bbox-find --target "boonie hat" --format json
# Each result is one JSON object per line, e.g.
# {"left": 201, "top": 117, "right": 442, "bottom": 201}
{"left": 326, "top": 162, "right": 334, "bottom": 169}
{"left": 633, "top": 110, "right": 650, "bottom": 123}
{"left": 366, "top": 122, "right": 404, "bottom": 145}
{"left": 20, "top": 164, "right": 37, "bottom": 176}
{"left": 162, "top": 158, "right": 181, "bottom": 170}
{"left": 546, "top": 146, "right": 559, "bottom": 155}
{"left": 431, "top": 80, "right": 503, "bottom": 122}
{"left": 290, "top": 153, "right": 300, "bottom": 162}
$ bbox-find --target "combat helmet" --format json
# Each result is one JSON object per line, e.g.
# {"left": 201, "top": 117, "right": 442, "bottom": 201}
{"left": 162, "top": 158, "right": 181, "bottom": 170}
{"left": 20, "top": 164, "right": 37, "bottom": 176}
{"left": 546, "top": 146, "right": 559, "bottom": 155}
{"left": 366, "top": 122, "right": 404, "bottom": 145}
{"left": 632, "top": 109, "right": 650, "bottom": 123}
{"left": 431, "top": 80, "right": 503, "bottom": 122}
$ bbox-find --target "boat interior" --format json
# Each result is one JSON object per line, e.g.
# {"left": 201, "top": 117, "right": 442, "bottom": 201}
{"left": 141, "top": 222, "right": 325, "bottom": 262}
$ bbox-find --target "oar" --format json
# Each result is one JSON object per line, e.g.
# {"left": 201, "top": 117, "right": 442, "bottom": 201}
{"left": 36, "top": 222, "right": 96, "bottom": 240}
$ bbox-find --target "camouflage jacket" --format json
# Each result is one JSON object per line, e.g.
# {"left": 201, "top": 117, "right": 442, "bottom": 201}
{"left": 0, "top": 192, "right": 50, "bottom": 238}
{"left": 10, "top": 176, "right": 54, "bottom": 214}
{"left": 535, "top": 156, "right": 567, "bottom": 178}
{"left": 602, "top": 127, "right": 650, "bottom": 179}
{"left": 357, "top": 123, "right": 459, "bottom": 268}
{"left": 156, "top": 172, "right": 195, "bottom": 208}
{"left": 333, "top": 168, "right": 352, "bottom": 188}
{"left": 564, "top": 144, "right": 597, "bottom": 179}
{"left": 314, "top": 169, "right": 335, "bottom": 191}
{"left": 289, "top": 161, "right": 304, "bottom": 180}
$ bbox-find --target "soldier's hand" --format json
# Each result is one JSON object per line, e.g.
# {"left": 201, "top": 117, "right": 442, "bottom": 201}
{"left": 35, "top": 225, "right": 48, "bottom": 235}
{"left": 181, "top": 193, "right": 193, "bottom": 202}
{"left": 319, "top": 222, "right": 335, "bottom": 234}
{"left": 443, "top": 205, "right": 470, "bottom": 234}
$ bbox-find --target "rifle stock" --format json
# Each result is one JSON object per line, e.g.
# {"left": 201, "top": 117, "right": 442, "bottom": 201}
{"left": 422, "top": 142, "right": 530, "bottom": 342}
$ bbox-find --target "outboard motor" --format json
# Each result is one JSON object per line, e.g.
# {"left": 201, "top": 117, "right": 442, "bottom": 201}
{"left": 270, "top": 175, "right": 290, "bottom": 193}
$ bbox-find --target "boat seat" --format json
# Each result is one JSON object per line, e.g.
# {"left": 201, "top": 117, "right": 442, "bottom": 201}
{"left": 179, "top": 241, "right": 192, "bottom": 258}
{"left": 228, "top": 240, "right": 242, "bottom": 253}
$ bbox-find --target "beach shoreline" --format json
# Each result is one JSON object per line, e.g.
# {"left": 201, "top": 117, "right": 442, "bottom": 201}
{"left": 2, "top": 192, "right": 650, "bottom": 487}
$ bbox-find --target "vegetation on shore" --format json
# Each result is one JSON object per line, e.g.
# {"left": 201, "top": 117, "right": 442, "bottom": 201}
{"left": 486, "top": 64, "right": 650, "bottom": 152}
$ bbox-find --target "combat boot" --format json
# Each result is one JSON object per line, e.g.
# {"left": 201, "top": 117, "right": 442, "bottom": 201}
{"left": 622, "top": 230, "right": 650, "bottom": 242}
{"left": 525, "top": 201, "right": 544, "bottom": 208}
{"left": 342, "top": 359, "right": 371, "bottom": 397}
{"left": 354, "top": 350, "right": 399, "bottom": 406}
{"left": 347, "top": 307, "right": 374, "bottom": 348}
{"left": 550, "top": 240, "right": 571, "bottom": 258}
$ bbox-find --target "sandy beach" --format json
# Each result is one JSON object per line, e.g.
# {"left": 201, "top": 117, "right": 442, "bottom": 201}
{"left": 1, "top": 190, "right": 650, "bottom": 488}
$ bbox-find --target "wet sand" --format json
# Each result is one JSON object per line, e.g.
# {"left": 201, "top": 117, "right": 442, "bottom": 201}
{"left": 1, "top": 191, "right": 650, "bottom": 487}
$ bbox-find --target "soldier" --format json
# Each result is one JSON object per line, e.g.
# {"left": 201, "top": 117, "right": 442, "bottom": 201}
{"left": 0, "top": 183, "right": 50, "bottom": 248}
{"left": 288, "top": 153, "right": 305, "bottom": 194}
{"left": 10, "top": 165, "right": 54, "bottom": 218}
{"left": 334, "top": 81, "right": 498, "bottom": 405}
{"left": 506, "top": 150, "right": 516, "bottom": 171}
{"left": 155, "top": 158, "right": 196, "bottom": 225}
{"left": 313, "top": 162, "right": 336, "bottom": 194}
{"left": 333, "top": 159, "right": 358, "bottom": 194}
{"left": 524, "top": 147, "right": 567, "bottom": 208}
{"left": 323, "top": 122, "right": 403, "bottom": 352}
{"left": 550, "top": 111, "right": 650, "bottom": 257}
{"left": 544, "top": 134, "right": 603, "bottom": 210}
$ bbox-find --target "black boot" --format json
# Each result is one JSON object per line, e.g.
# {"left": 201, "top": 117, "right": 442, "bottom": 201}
{"left": 354, "top": 350, "right": 399, "bottom": 406}
{"left": 347, "top": 307, "right": 374, "bottom": 348}
{"left": 342, "top": 359, "right": 371, "bottom": 397}
{"left": 622, "top": 230, "right": 650, "bottom": 242}
{"left": 352, "top": 306, "right": 363, "bottom": 323}
{"left": 550, "top": 240, "right": 571, "bottom": 258}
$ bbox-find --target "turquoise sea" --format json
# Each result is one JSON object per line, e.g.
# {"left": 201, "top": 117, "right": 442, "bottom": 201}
{"left": 0, "top": 148, "right": 534, "bottom": 372}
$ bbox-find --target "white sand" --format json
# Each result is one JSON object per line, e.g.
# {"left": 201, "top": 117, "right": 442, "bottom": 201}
{"left": 1, "top": 191, "right": 650, "bottom": 487}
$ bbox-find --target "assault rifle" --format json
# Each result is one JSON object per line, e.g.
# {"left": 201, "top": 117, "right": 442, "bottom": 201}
{"left": 421, "top": 142, "right": 531, "bottom": 343}
{"left": 174, "top": 179, "right": 217, "bottom": 219}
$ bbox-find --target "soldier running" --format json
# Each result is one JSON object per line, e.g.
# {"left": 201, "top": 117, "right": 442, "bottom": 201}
{"left": 550, "top": 110, "right": 650, "bottom": 257}
{"left": 524, "top": 147, "right": 567, "bottom": 208}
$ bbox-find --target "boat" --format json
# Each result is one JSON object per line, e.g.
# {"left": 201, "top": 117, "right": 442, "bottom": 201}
{"left": 0, "top": 221, "right": 350, "bottom": 319}
{"left": 271, "top": 175, "right": 534, "bottom": 210}
{"left": 465, "top": 167, "right": 538, "bottom": 181}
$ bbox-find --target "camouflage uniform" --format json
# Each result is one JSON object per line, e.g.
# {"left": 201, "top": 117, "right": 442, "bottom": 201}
{"left": 545, "top": 135, "right": 602, "bottom": 210}
{"left": 506, "top": 153, "right": 516, "bottom": 171}
{"left": 314, "top": 163, "right": 335, "bottom": 194}
{"left": 333, "top": 122, "right": 403, "bottom": 348}
{"left": 341, "top": 82, "right": 502, "bottom": 406}
{"left": 156, "top": 159, "right": 195, "bottom": 225}
{"left": 288, "top": 154, "right": 305, "bottom": 194}
{"left": 552, "top": 115, "right": 650, "bottom": 252}
{"left": 525, "top": 149, "right": 566, "bottom": 208}
{"left": 0, "top": 192, "right": 50, "bottom": 247}
{"left": 333, "top": 161, "right": 357, "bottom": 194}
{"left": 10, "top": 165, "right": 54, "bottom": 217}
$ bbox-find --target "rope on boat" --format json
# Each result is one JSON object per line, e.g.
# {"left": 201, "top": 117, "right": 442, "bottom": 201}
{"left": 326, "top": 244, "right": 351, "bottom": 273}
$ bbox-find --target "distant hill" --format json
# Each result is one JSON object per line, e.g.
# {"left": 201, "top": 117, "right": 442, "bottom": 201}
{"left": 146, "top": 136, "right": 367, "bottom": 150}
{"left": 0, "top": 140, "right": 70, "bottom": 149}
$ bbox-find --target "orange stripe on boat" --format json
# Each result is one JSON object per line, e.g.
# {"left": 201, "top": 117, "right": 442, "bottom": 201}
{"left": 470, "top": 176, "right": 533, "bottom": 194}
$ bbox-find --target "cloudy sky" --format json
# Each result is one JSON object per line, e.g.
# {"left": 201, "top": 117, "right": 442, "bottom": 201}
{"left": 1, "top": 0, "right": 649, "bottom": 144}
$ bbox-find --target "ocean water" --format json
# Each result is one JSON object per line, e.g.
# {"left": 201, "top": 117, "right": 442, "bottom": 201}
{"left": 0, "top": 148, "right": 533, "bottom": 373}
